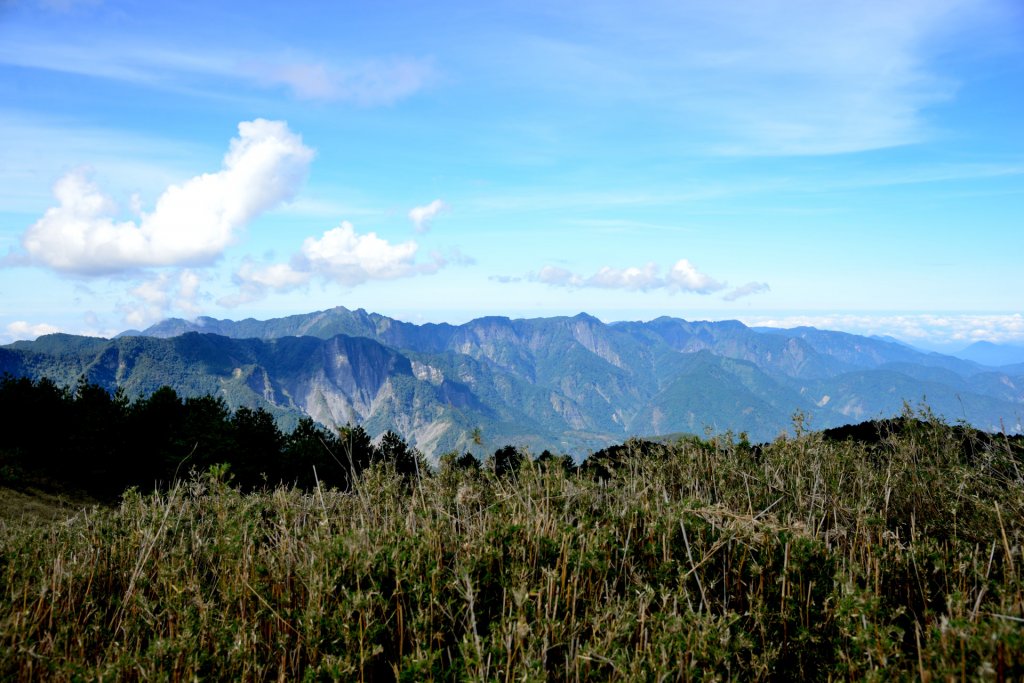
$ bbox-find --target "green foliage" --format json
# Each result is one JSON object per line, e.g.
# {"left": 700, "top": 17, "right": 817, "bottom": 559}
{"left": 488, "top": 444, "right": 525, "bottom": 477}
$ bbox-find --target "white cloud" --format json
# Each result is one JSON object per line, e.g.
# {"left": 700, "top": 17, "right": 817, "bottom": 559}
{"left": 723, "top": 281, "right": 771, "bottom": 302}
{"left": 528, "top": 259, "right": 725, "bottom": 294}
{"left": 587, "top": 263, "right": 662, "bottom": 291}
{"left": 223, "top": 220, "right": 444, "bottom": 306}
{"left": 534, "top": 265, "right": 581, "bottom": 287}
{"left": 238, "top": 261, "right": 311, "bottom": 290}
{"left": 20, "top": 119, "right": 313, "bottom": 275}
{"left": 219, "top": 260, "right": 312, "bottom": 307}
{"left": 408, "top": 199, "right": 447, "bottom": 233}
{"left": 3, "top": 320, "right": 61, "bottom": 342}
{"left": 666, "top": 259, "right": 725, "bottom": 293}
{"left": 301, "top": 221, "right": 423, "bottom": 284}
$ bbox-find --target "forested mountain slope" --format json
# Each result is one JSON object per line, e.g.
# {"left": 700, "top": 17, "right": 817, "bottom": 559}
{"left": 4, "top": 307, "right": 1022, "bottom": 456}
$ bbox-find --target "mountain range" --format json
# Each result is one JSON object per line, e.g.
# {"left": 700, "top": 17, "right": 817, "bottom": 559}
{"left": 2, "top": 306, "right": 1022, "bottom": 458}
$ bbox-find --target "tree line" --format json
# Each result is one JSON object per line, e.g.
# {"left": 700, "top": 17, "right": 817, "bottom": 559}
{"left": 11, "top": 374, "right": 1005, "bottom": 505}
{"left": 0, "top": 375, "right": 431, "bottom": 498}
{"left": 0, "top": 375, "right": 585, "bottom": 500}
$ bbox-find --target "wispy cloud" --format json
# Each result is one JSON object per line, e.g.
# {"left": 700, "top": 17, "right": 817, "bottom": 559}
{"left": 246, "top": 57, "right": 437, "bottom": 105}
{"left": 0, "top": 112, "right": 209, "bottom": 212}
{"left": 0, "top": 37, "right": 436, "bottom": 105}
{"left": 503, "top": 0, "right": 1010, "bottom": 155}
{"left": 723, "top": 282, "right": 770, "bottom": 302}
{"left": 16, "top": 119, "right": 313, "bottom": 275}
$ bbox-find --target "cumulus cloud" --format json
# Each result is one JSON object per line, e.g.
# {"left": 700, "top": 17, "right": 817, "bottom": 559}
{"left": 723, "top": 281, "right": 771, "bottom": 301}
{"left": 408, "top": 199, "right": 447, "bottom": 233}
{"left": 666, "top": 259, "right": 725, "bottom": 293}
{"left": 222, "top": 220, "right": 446, "bottom": 306}
{"left": 301, "top": 221, "right": 424, "bottom": 284}
{"left": 3, "top": 320, "right": 61, "bottom": 342}
{"left": 527, "top": 259, "right": 726, "bottom": 294}
{"left": 20, "top": 119, "right": 314, "bottom": 275}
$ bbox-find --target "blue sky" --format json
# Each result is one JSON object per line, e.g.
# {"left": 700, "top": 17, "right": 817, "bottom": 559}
{"left": 1, "top": 0, "right": 1022, "bottom": 349}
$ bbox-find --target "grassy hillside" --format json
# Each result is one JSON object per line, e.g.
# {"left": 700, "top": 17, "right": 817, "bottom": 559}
{"left": 1, "top": 413, "right": 1022, "bottom": 680}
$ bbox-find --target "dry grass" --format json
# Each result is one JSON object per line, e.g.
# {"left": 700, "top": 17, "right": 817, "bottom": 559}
{"left": 1, "top": 417, "right": 1022, "bottom": 681}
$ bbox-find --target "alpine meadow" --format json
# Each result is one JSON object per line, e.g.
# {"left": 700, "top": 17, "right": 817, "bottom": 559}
{"left": 1, "top": 0, "right": 1023, "bottom": 680}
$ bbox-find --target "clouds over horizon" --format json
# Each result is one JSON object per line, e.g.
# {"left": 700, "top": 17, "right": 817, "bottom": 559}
{"left": 2, "top": 320, "right": 61, "bottom": 344}
{"left": 740, "top": 313, "right": 1024, "bottom": 347}
{"left": 18, "top": 119, "right": 313, "bottom": 275}
{"left": 528, "top": 259, "right": 728, "bottom": 294}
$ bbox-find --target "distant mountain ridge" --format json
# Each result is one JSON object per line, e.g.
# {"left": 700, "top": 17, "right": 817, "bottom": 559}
{"left": 5, "top": 306, "right": 1023, "bottom": 457}
{"left": 952, "top": 341, "right": 1024, "bottom": 367}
